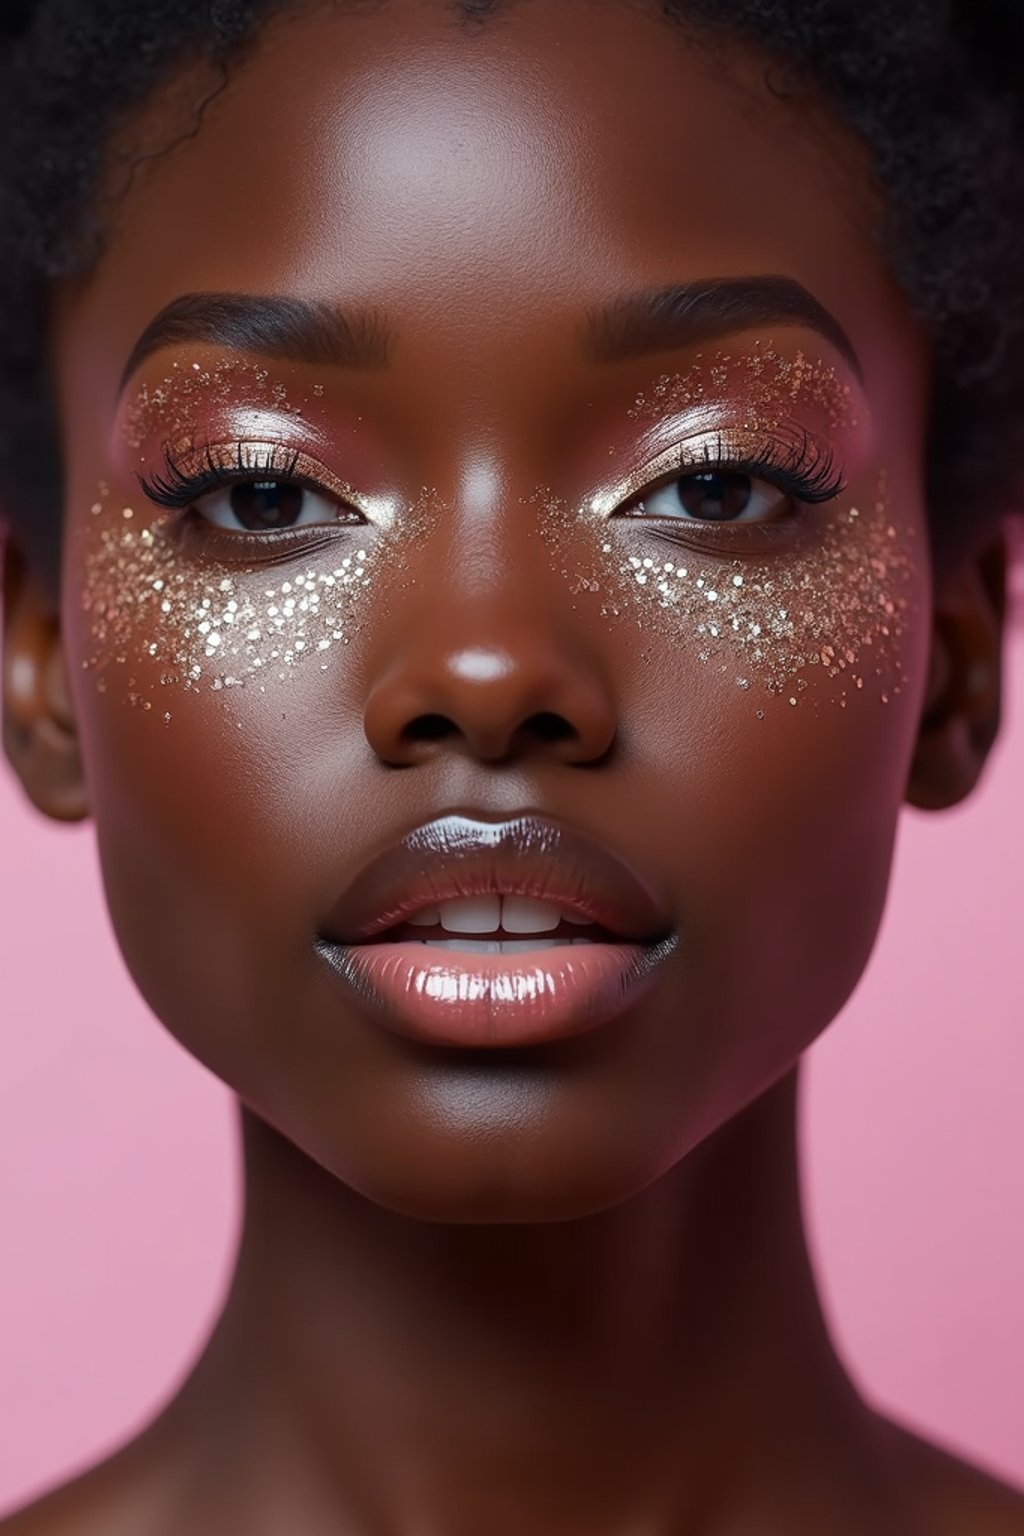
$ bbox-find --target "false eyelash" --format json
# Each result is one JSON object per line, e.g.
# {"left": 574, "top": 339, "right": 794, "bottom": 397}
{"left": 134, "top": 426, "right": 846, "bottom": 523}
{"left": 137, "top": 439, "right": 306, "bottom": 509}
{"left": 665, "top": 427, "right": 846, "bottom": 505}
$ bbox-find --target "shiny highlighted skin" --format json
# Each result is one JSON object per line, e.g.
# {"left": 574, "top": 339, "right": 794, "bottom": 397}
{"left": 314, "top": 934, "right": 677, "bottom": 1048}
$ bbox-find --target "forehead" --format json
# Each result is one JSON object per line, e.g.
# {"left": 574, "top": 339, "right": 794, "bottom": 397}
{"left": 56, "top": 0, "right": 919, "bottom": 417}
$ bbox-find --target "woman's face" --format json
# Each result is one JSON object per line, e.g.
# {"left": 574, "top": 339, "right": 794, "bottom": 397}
{"left": 50, "top": 0, "right": 932, "bottom": 1220}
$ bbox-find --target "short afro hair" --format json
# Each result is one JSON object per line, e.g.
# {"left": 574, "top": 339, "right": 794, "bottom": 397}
{"left": 0, "top": 0, "right": 1022, "bottom": 599}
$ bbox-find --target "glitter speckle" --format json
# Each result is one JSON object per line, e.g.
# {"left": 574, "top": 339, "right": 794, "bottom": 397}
{"left": 628, "top": 344, "right": 857, "bottom": 436}
{"left": 121, "top": 357, "right": 313, "bottom": 452}
{"left": 542, "top": 460, "right": 917, "bottom": 710}
{"left": 79, "top": 485, "right": 443, "bottom": 709}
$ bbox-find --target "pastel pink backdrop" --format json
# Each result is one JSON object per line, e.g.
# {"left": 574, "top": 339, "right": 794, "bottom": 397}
{"left": 1, "top": 626, "right": 1022, "bottom": 1516}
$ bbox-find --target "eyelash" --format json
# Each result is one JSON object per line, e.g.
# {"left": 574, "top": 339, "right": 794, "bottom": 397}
{"left": 135, "top": 427, "right": 846, "bottom": 549}
{"left": 138, "top": 440, "right": 362, "bottom": 513}
{"left": 136, "top": 440, "right": 367, "bottom": 559}
{"left": 616, "top": 428, "right": 845, "bottom": 516}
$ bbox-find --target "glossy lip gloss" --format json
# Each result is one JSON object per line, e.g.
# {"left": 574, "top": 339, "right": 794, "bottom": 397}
{"left": 316, "top": 934, "right": 676, "bottom": 1049}
{"left": 313, "top": 814, "right": 678, "bottom": 1049}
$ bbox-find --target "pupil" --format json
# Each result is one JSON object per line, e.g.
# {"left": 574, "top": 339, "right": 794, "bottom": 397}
{"left": 230, "top": 480, "right": 304, "bottom": 529}
{"left": 679, "top": 471, "right": 751, "bottom": 521}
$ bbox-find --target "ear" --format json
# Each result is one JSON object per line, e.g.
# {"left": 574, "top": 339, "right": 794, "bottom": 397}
{"left": 906, "top": 524, "right": 1009, "bottom": 811}
{"left": 1, "top": 532, "right": 89, "bottom": 822}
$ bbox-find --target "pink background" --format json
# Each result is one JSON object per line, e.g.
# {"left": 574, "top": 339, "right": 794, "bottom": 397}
{"left": 1, "top": 624, "right": 1022, "bottom": 1515}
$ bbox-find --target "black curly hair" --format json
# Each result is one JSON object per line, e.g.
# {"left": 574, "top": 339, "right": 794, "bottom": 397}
{"left": 0, "top": 0, "right": 1022, "bottom": 602}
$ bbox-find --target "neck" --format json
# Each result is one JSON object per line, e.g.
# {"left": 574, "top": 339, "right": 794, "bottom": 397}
{"left": 156, "top": 1066, "right": 891, "bottom": 1533}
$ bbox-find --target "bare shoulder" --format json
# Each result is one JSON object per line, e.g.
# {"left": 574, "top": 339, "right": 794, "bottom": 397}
{"left": 0, "top": 1432, "right": 180, "bottom": 1536}
{"left": 875, "top": 1413, "right": 1024, "bottom": 1535}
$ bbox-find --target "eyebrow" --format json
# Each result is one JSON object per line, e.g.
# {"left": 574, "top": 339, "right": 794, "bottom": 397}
{"left": 119, "top": 274, "right": 863, "bottom": 397}
{"left": 583, "top": 276, "right": 864, "bottom": 380}
{"left": 118, "top": 292, "right": 393, "bottom": 394}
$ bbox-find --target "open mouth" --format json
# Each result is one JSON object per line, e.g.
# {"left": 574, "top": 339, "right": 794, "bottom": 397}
{"left": 313, "top": 814, "right": 677, "bottom": 1050}
{"left": 382, "top": 894, "right": 614, "bottom": 952}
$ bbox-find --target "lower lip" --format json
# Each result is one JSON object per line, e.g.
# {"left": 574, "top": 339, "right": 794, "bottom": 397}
{"left": 315, "top": 937, "right": 674, "bottom": 1048}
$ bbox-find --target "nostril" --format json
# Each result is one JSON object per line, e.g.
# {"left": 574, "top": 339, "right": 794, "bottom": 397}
{"left": 403, "top": 713, "right": 458, "bottom": 744}
{"left": 528, "top": 712, "right": 576, "bottom": 744}
{"left": 398, "top": 709, "right": 577, "bottom": 754}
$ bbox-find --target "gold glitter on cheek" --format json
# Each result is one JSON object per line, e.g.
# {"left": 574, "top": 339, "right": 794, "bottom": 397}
{"left": 539, "top": 467, "right": 922, "bottom": 712}
{"left": 76, "top": 485, "right": 442, "bottom": 719}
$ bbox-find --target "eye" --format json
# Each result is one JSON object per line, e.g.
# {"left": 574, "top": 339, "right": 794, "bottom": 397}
{"left": 596, "top": 430, "right": 847, "bottom": 525}
{"left": 194, "top": 478, "right": 343, "bottom": 533}
{"left": 136, "top": 441, "right": 372, "bottom": 536}
{"left": 637, "top": 470, "right": 788, "bottom": 525}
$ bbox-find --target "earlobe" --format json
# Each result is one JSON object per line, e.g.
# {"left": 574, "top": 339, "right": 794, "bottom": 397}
{"left": 1, "top": 533, "right": 89, "bottom": 823}
{"left": 905, "top": 527, "right": 1008, "bottom": 811}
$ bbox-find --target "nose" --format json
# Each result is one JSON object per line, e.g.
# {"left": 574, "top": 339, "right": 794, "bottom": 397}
{"left": 363, "top": 604, "right": 617, "bottom": 768}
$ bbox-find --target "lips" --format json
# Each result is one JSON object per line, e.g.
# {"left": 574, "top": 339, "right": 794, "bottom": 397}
{"left": 321, "top": 814, "right": 670, "bottom": 942}
{"left": 314, "top": 813, "right": 677, "bottom": 1049}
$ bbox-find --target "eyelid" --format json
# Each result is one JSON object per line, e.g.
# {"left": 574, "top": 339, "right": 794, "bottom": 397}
{"left": 587, "top": 426, "right": 839, "bottom": 516}
{"left": 146, "top": 438, "right": 399, "bottom": 526}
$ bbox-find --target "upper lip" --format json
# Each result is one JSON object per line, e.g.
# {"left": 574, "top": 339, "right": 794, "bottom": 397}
{"left": 320, "top": 813, "right": 673, "bottom": 945}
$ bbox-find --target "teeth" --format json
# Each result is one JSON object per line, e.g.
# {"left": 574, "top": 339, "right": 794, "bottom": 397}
{"left": 500, "top": 896, "right": 562, "bottom": 934}
{"left": 424, "top": 939, "right": 503, "bottom": 954}
{"left": 439, "top": 897, "right": 502, "bottom": 934}
{"left": 407, "top": 906, "right": 441, "bottom": 928}
{"left": 404, "top": 896, "right": 598, "bottom": 937}
{"left": 420, "top": 938, "right": 572, "bottom": 954}
{"left": 495, "top": 939, "right": 563, "bottom": 954}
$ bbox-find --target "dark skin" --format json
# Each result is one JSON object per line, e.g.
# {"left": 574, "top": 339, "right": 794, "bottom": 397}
{"left": 2, "top": 1, "right": 1022, "bottom": 1531}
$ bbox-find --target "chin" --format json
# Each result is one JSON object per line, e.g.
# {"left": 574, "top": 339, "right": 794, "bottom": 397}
{"left": 340, "top": 1174, "right": 651, "bottom": 1226}
{"left": 301, "top": 1115, "right": 682, "bottom": 1226}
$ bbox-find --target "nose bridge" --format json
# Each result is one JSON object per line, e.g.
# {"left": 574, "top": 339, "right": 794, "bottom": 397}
{"left": 361, "top": 466, "right": 616, "bottom": 766}
{"left": 397, "top": 444, "right": 573, "bottom": 652}
{"left": 422, "top": 471, "right": 553, "bottom": 643}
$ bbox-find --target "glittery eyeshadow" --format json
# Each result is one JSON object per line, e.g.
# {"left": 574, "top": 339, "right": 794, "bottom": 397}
{"left": 80, "top": 362, "right": 441, "bottom": 718}
{"left": 81, "top": 502, "right": 366, "bottom": 713}
{"left": 533, "top": 347, "right": 919, "bottom": 711}
{"left": 627, "top": 342, "right": 859, "bottom": 436}
{"left": 122, "top": 356, "right": 310, "bottom": 453}
{"left": 82, "top": 344, "right": 913, "bottom": 719}
{"left": 78, "top": 486, "right": 442, "bottom": 721}
{"left": 537, "top": 471, "right": 917, "bottom": 709}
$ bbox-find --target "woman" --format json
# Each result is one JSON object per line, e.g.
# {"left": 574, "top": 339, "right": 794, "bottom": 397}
{"left": 1, "top": 0, "right": 1022, "bottom": 1530}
